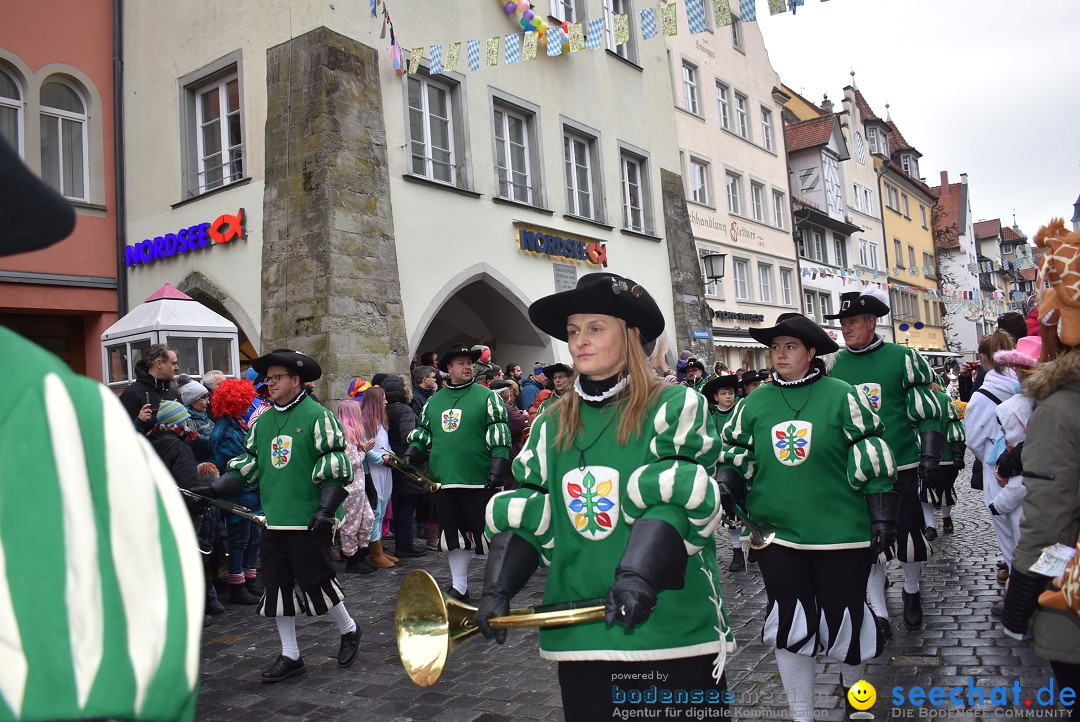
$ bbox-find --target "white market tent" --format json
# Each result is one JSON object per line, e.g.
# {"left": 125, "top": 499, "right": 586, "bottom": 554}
{"left": 100, "top": 284, "right": 240, "bottom": 388}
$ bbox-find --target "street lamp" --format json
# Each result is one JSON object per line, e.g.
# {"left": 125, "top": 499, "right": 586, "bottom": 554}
{"left": 702, "top": 252, "right": 727, "bottom": 283}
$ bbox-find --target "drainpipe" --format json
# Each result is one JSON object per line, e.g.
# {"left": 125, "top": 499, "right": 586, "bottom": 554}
{"left": 112, "top": 0, "right": 128, "bottom": 315}
{"left": 874, "top": 160, "right": 898, "bottom": 343}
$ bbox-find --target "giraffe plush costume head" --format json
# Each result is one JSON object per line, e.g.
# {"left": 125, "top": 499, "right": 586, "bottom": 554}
{"left": 1034, "top": 218, "right": 1080, "bottom": 347}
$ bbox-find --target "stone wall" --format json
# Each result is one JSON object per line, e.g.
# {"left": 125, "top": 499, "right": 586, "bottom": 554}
{"left": 261, "top": 27, "right": 408, "bottom": 403}
{"left": 660, "top": 168, "right": 714, "bottom": 362}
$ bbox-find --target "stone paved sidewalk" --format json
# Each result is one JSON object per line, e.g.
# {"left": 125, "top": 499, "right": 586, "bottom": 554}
{"left": 196, "top": 466, "right": 1063, "bottom": 721}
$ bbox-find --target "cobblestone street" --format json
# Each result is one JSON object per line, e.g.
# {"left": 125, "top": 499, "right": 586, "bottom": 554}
{"left": 197, "top": 464, "right": 1063, "bottom": 721}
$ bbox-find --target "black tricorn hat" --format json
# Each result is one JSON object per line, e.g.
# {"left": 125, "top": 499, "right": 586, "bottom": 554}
{"left": 740, "top": 370, "right": 768, "bottom": 386}
{"left": 528, "top": 272, "right": 665, "bottom": 344}
{"left": 441, "top": 343, "right": 482, "bottom": 364}
{"left": 702, "top": 373, "right": 741, "bottom": 399}
{"left": 684, "top": 357, "right": 707, "bottom": 374}
{"left": 749, "top": 313, "right": 839, "bottom": 355}
{"left": 824, "top": 289, "right": 891, "bottom": 320}
{"left": 0, "top": 138, "right": 76, "bottom": 257}
{"left": 543, "top": 363, "right": 574, "bottom": 378}
{"left": 251, "top": 348, "right": 323, "bottom": 382}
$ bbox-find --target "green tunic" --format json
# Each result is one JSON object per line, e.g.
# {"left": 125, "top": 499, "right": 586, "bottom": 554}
{"left": 486, "top": 384, "right": 736, "bottom": 664}
{"left": 932, "top": 390, "right": 966, "bottom": 465}
{"left": 719, "top": 372, "right": 897, "bottom": 549}
{"left": 829, "top": 338, "right": 941, "bottom": 470}
{"left": 1, "top": 326, "right": 202, "bottom": 721}
{"left": 228, "top": 395, "right": 352, "bottom": 530}
{"left": 408, "top": 382, "right": 511, "bottom": 489}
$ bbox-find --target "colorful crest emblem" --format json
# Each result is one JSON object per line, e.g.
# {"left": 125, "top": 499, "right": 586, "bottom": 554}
{"left": 440, "top": 409, "right": 462, "bottom": 433}
{"left": 270, "top": 435, "right": 293, "bottom": 469}
{"left": 856, "top": 382, "right": 882, "bottom": 411}
{"left": 561, "top": 466, "right": 620, "bottom": 541}
{"left": 771, "top": 420, "right": 812, "bottom": 466}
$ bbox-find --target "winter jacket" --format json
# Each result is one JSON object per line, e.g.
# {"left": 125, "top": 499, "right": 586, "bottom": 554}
{"left": 1015, "top": 349, "right": 1080, "bottom": 663}
{"left": 1026, "top": 308, "right": 1040, "bottom": 337}
{"left": 186, "top": 407, "right": 214, "bottom": 463}
{"left": 965, "top": 368, "right": 1026, "bottom": 514}
{"left": 411, "top": 383, "right": 435, "bottom": 418}
{"left": 118, "top": 360, "right": 177, "bottom": 435}
{"left": 382, "top": 375, "right": 423, "bottom": 495}
{"left": 519, "top": 376, "right": 545, "bottom": 411}
{"left": 502, "top": 396, "right": 529, "bottom": 458}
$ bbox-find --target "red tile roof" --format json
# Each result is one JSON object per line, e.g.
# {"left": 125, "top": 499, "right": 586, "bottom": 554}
{"left": 1002, "top": 225, "right": 1026, "bottom": 242}
{"left": 974, "top": 219, "right": 1002, "bottom": 239}
{"left": 784, "top": 115, "right": 836, "bottom": 153}
{"left": 930, "top": 183, "right": 963, "bottom": 249}
{"left": 853, "top": 90, "right": 881, "bottom": 123}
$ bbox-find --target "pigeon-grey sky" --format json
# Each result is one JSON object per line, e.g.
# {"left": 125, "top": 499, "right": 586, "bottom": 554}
{"left": 756, "top": 0, "right": 1080, "bottom": 239}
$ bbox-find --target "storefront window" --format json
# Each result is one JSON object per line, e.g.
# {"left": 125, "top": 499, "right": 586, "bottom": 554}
{"left": 203, "top": 337, "right": 233, "bottom": 376}
{"left": 170, "top": 337, "right": 200, "bottom": 376}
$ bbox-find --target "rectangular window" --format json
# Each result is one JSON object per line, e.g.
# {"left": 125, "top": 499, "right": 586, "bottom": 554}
{"left": 604, "top": 0, "right": 636, "bottom": 61}
{"left": 725, "top": 171, "right": 741, "bottom": 214}
{"left": 495, "top": 107, "right": 532, "bottom": 203}
{"left": 750, "top": 182, "right": 764, "bottom": 222}
{"left": 834, "top": 234, "right": 848, "bottom": 267}
{"left": 867, "top": 126, "right": 879, "bottom": 153}
{"left": 182, "top": 68, "right": 245, "bottom": 198}
{"left": 902, "top": 193, "right": 910, "bottom": 217}
{"left": 734, "top": 259, "right": 750, "bottom": 300}
{"left": 908, "top": 244, "right": 916, "bottom": 269}
{"left": 860, "top": 239, "right": 879, "bottom": 269}
{"left": 758, "top": 264, "right": 773, "bottom": 303}
{"left": 923, "top": 252, "right": 936, "bottom": 279}
{"left": 760, "top": 107, "right": 773, "bottom": 151}
{"left": 550, "top": 0, "right": 578, "bottom": 23}
{"left": 563, "top": 131, "right": 596, "bottom": 218}
{"left": 811, "top": 229, "right": 826, "bottom": 263}
{"left": 780, "top": 268, "right": 794, "bottom": 305}
{"left": 734, "top": 92, "right": 749, "bottom": 139}
{"left": 885, "top": 183, "right": 900, "bottom": 211}
{"left": 920, "top": 205, "right": 928, "bottom": 228}
{"left": 819, "top": 293, "right": 833, "bottom": 322}
{"left": 803, "top": 290, "right": 816, "bottom": 319}
{"left": 923, "top": 298, "right": 931, "bottom": 324}
{"left": 690, "top": 159, "right": 710, "bottom": 205}
{"left": 682, "top": 63, "right": 699, "bottom": 115}
{"left": 621, "top": 153, "right": 644, "bottom": 232}
{"left": 894, "top": 239, "right": 903, "bottom": 268}
{"left": 716, "top": 83, "right": 731, "bottom": 130}
{"left": 731, "top": 16, "right": 743, "bottom": 50}
{"left": 409, "top": 75, "right": 456, "bottom": 184}
{"left": 773, "top": 190, "right": 786, "bottom": 229}
{"left": 862, "top": 187, "right": 875, "bottom": 215}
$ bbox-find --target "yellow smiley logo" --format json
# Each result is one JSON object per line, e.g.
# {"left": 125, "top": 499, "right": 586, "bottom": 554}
{"left": 848, "top": 680, "right": 876, "bottom": 711}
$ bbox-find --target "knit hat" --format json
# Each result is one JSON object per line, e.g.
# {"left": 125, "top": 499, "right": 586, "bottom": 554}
{"left": 347, "top": 377, "right": 370, "bottom": 398}
{"left": 179, "top": 379, "right": 209, "bottom": 406}
{"left": 371, "top": 373, "right": 388, "bottom": 388}
{"left": 156, "top": 399, "right": 190, "bottom": 427}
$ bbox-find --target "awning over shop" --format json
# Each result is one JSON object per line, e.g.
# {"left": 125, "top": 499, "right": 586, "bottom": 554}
{"left": 793, "top": 206, "right": 862, "bottom": 236}
{"left": 713, "top": 336, "right": 762, "bottom": 349}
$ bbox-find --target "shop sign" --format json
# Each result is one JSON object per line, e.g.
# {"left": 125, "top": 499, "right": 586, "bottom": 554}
{"left": 518, "top": 228, "right": 608, "bottom": 267}
{"left": 125, "top": 208, "right": 246, "bottom": 268}
{"left": 691, "top": 329, "right": 711, "bottom": 339}
{"left": 712, "top": 310, "right": 765, "bottom": 322}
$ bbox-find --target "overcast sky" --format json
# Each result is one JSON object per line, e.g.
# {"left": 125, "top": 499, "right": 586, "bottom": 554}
{"left": 756, "top": 0, "right": 1080, "bottom": 240}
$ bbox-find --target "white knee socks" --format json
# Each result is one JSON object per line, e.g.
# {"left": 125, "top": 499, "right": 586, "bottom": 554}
{"left": 841, "top": 662, "right": 865, "bottom": 688}
{"left": 942, "top": 505, "right": 952, "bottom": 518}
{"left": 866, "top": 563, "right": 888, "bottom": 618}
{"left": 328, "top": 602, "right": 356, "bottom": 635}
{"left": 449, "top": 549, "right": 471, "bottom": 594}
{"left": 276, "top": 616, "right": 300, "bottom": 660}
{"left": 774, "top": 648, "right": 815, "bottom": 722}
{"left": 900, "top": 561, "right": 922, "bottom": 594}
{"left": 922, "top": 502, "right": 936, "bottom": 529}
{"left": 729, "top": 527, "right": 742, "bottom": 550}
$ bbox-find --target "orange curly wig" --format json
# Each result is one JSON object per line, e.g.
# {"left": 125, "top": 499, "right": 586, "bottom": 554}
{"left": 211, "top": 378, "right": 258, "bottom": 419}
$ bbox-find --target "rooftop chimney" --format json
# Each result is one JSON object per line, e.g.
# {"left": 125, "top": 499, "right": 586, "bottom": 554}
{"left": 940, "top": 171, "right": 949, "bottom": 193}
{"left": 821, "top": 93, "right": 834, "bottom": 113}
{"left": 960, "top": 173, "right": 968, "bottom": 185}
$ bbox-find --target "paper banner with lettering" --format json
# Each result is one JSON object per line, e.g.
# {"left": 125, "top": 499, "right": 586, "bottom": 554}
{"left": 640, "top": 7, "right": 659, "bottom": 38}
{"left": 523, "top": 30, "right": 538, "bottom": 60}
{"left": 429, "top": 44, "right": 443, "bottom": 75}
{"left": 505, "top": 33, "right": 522, "bottom": 64}
{"left": 739, "top": 0, "right": 757, "bottom": 22}
{"left": 714, "top": 0, "right": 733, "bottom": 25}
{"left": 661, "top": 3, "right": 678, "bottom": 35}
{"left": 615, "top": 13, "right": 631, "bottom": 44}
{"left": 768, "top": 0, "right": 786, "bottom": 14}
{"left": 687, "top": 0, "right": 709, "bottom": 32}
{"left": 467, "top": 39, "right": 481, "bottom": 71}
{"left": 445, "top": 42, "right": 461, "bottom": 72}
{"left": 569, "top": 22, "right": 586, "bottom": 51}
{"left": 586, "top": 16, "right": 605, "bottom": 48}
{"left": 409, "top": 47, "right": 424, "bottom": 74}
{"left": 486, "top": 36, "right": 500, "bottom": 66}
{"left": 547, "top": 26, "right": 565, "bottom": 56}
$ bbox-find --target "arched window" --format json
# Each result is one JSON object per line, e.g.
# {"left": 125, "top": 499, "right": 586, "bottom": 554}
{"left": 40, "top": 79, "right": 88, "bottom": 200}
{"left": 0, "top": 69, "right": 20, "bottom": 153}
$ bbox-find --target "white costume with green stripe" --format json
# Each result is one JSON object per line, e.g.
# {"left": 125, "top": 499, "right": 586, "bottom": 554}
{"left": 1, "top": 326, "right": 203, "bottom": 721}
{"left": 485, "top": 384, "right": 735, "bottom": 668}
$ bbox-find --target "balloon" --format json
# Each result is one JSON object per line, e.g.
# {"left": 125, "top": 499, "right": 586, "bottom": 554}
{"left": 561, "top": 21, "right": 570, "bottom": 33}
{"left": 504, "top": 1, "right": 516, "bottom": 14}
{"left": 520, "top": 16, "right": 531, "bottom": 27}
{"left": 517, "top": 0, "right": 530, "bottom": 11}
{"left": 522, "top": 9, "right": 534, "bottom": 21}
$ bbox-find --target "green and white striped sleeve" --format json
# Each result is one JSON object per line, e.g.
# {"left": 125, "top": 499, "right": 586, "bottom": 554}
{"left": 484, "top": 390, "right": 512, "bottom": 459}
{"left": 407, "top": 401, "right": 432, "bottom": 453}
{"left": 485, "top": 417, "right": 555, "bottom": 565}
{"left": 311, "top": 409, "right": 353, "bottom": 487}
{"left": 624, "top": 386, "right": 723, "bottom": 553}
{"left": 842, "top": 387, "right": 897, "bottom": 494}
{"left": 903, "top": 349, "right": 942, "bottom": 433}
{"left": 226, "top": 417, "right": 260, "bottom": 488}
{"left": 718, "top": 400, "right": 757, "bottom": 482}
{"left": 944, "top": 400, "right": 966, "bottom": 443}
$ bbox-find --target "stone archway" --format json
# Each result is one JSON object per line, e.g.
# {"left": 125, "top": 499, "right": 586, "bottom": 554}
{"left": 177, "top": 271, "right": 260, "bottom": 361}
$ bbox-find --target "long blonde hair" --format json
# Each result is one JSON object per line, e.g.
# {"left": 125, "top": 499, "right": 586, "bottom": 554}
{"left": 553, "top": 322, "right": 664, "bottom": 449}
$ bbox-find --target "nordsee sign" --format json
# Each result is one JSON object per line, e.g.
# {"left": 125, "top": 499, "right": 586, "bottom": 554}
{"left": 518, "top": 228, "right": 608, "bottom": 267}
{"left": 125, "top": 209, "right": 246, "bottom": 267}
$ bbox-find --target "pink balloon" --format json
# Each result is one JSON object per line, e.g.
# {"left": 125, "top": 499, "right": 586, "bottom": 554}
{"left": 517, "top": 0, "right": 530, "bottom": 12}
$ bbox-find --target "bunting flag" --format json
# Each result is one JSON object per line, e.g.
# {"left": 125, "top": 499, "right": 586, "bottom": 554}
{"left": 409, "top": 47, "right": 424, "bottom": 74}
{"left": 467, "top": 39, "right": 481, "bottom": 71}
{"left": 714, "top": 0, "right": 733, "bottom": 25}
{"left": 615, "top": 13, "right": 631, "bottom": 44}
{"left": 769, "top": 0, "right": 787, "bottom": 14}
{"left": 586, "top": 16, "right": 605, "bottom": 48}
{"left": 569, "top": 22, "right": 586, "bottom": 51}
{"left": 789, "top": 0, "right": 804, "bottom": 12}
{"left": 505, "top": 33, "right": 522, "bottom": 63}
{"left": 429, "top": 44, "right": 443, "bottom": 75}
{"left": 641, "top": 7, "right": 659, "bottom": 38}
{"left": 486, "top": 35, "right": 500, "bottom": 66}
{"left": 523, "top": 30, "right": 539, "bottom": 60}
{"left": 445, "top": 41, "right": 461, "bottom": 72}
{"left": 661, "top": 3, "right": 679, "bottom": 35}
{"left": 739, "top": 0, "right": 757, "bottom": 21}
{"left": 547, "top": 26, "right": 565, "bottom": 56}
{"left": 391, "top": 39, "right": 403, "bottom": 75}
{"left": 687, "top": 0, "right": 709, "bottom": 32}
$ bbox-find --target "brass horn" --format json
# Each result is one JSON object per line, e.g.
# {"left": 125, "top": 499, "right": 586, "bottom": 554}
{"left": 395, "top": 570, "right": 604, "bottom": 687}
{"left": 382, "top": 451, "right": 441, "bottom": 492}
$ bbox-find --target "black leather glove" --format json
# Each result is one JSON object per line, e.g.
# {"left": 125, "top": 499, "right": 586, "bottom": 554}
{"left": 995, "top": 442, "right": 1024, "bottom": 480}
{"left": 211, "top": 472, "right": 243, "bottom": 498}
{"left": 486, "top": 456, "right": 512, "bottom": 491}
{"left": 475, "top": 532, "right": 540, "bottom": 644}
{"left": 951, "top": 442, "right": 967, "bottom": 471}
{"left": 715, "top": 467, "right": 746, "bottom": 517}
{"left": 187, "top": 483, "right": 215, "bottom": 499}
{"left": 1002, "top": 568, "right": 1046, "bottom": 639}
{"left": 866, "top": 492, "right": 900, "bottom": 557}
{"left": 605, "top": 519, "right": 687, "bottom": 631}
{"left": 918, "top": 429, "right": 946, "bottom": 492}
{"left": 402, "top": 445, "right": 427, "bottom": 470}
{"left": 308, "top": 484, "right": 348, "bottom": 536}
